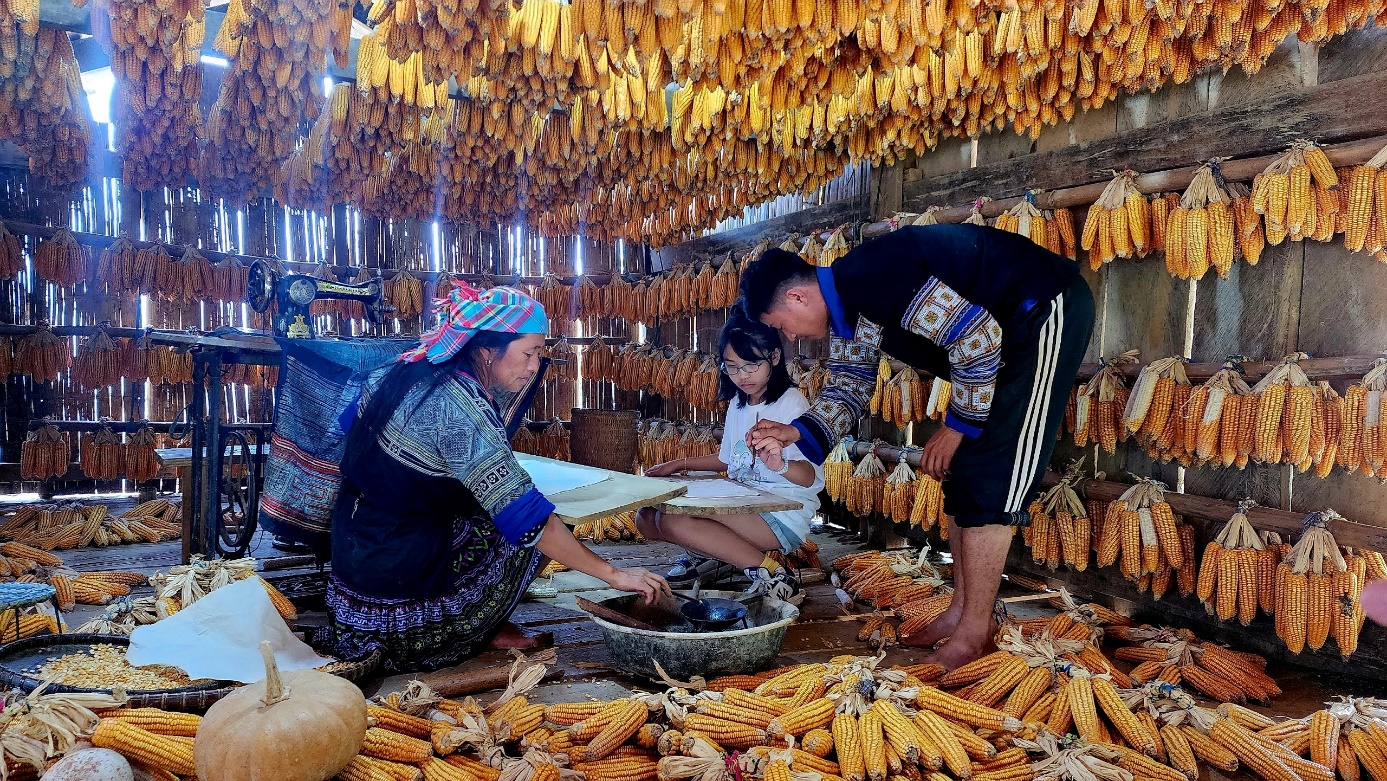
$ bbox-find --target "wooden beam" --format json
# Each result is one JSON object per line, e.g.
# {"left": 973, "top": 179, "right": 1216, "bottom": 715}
{"left": 655, "top": 197, "right": 869, "bottom": 265}
{"left": 901, "top": 69, "right": 1387, "bottom": 213}
{"left": 1076, "top": 354, "right": 1386, "bottom": 383}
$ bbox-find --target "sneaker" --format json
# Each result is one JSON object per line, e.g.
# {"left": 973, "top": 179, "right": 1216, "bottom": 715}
{"left": 665, "top": 555, "right": 738, "bottom": 587}
{"left": 744, "top": 567, "right": 804, "bottom": 606}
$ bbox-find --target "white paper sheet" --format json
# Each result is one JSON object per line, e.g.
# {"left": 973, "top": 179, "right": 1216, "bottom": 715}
{"left": 668, "top": 478, "right": 761, "bottom": 499}
{"left": 517, "top": 454, "right": 609, "bottom": 496}
{"left": 127, "top": 578, "right": 329, "bottom": 683}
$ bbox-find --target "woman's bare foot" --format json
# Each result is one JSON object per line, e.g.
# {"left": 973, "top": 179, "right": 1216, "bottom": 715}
{"left": 487, "top": 622, "right": 554, "bottom": 650}
{"left": 898, "top": 606, "right": 963, "bottom": 649}
{"left": 923, "top": 623, "right": 998, "bottom": 670}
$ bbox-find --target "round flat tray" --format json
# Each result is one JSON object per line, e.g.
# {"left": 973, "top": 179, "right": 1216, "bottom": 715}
{"left": 0, "top": 634, "right": 383, "bottom": 712}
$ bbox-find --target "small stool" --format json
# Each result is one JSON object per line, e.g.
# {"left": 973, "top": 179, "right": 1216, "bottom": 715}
{"left": 0, "top": 582, "right": 62, "bottom": 643}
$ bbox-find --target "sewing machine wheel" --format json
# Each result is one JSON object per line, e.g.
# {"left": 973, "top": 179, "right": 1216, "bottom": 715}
{"left": 247, "top": 260, "right": 277, "bottom": 314}
{"left": 363, "top": 279, "right": 388, "bottom": 325}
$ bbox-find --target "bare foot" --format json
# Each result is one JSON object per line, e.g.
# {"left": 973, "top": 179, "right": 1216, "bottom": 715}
{"left": 923, "top": 625, "right": 998, "bottom": 671}
{"left": 487, "top": 622, "right": 554, "bottom": 651}
{"left": 898, "top": 606, "right": 962, "bottom": 649}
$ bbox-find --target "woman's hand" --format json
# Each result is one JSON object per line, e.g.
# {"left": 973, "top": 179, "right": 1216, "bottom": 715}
{"left": 604, "top": 567, "right": 672, "bottom": 604}
{"left": 644, "top": 460, "right": 685, "bottom": 477}
{"left": 748, "top": 420, "right": 799, "bottom": 451}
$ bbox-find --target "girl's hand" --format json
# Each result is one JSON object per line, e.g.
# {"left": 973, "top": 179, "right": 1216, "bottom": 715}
{"left": 756, "top": 440, "right": 786, "bottom": 472}
{"left": 747, "top": 420, "right": 799, "bottom": 451}
{"left": 644, "top": 460, "right": 684, "bottom": 477}
{"left": 604, "top": 567, "right": 671, "bottom": 604}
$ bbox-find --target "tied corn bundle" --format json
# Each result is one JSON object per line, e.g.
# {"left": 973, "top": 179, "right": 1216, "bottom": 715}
{"left": 19, "top": 424, "right": 70, "bottom": 480}
{"left": 846, "top": 447, "right": 887, "bottom": 518}
{"left": 1083, "top": 170, "right": 1151, "bottom": 269}
{"left": 1246, "top": 353, "right": 1318, "bottom": 469}
{"left": 824, "top": 440, "right": 854, "bottom": 505}
{"left": 1094, "top": 480, "right": 1192, "bottom": 598}
{"left": 1252, "top": 140, "right": 1342, "bottom": 250}
{"left": 1273, "top": 511, "right": 1365, "bottom": 657}
{"left": 1166, "top": 162, "right": 1236, "bottom": 280}
{"left": 15, "top": 324, "right": 70, "bottom": 383}
{"left": 79, "top": 426, "right": 125, "bottom": 481}
{"left": 1338, "top": 358, "right": 1387, "bottom": 479}
{"left": 0, "top": 222, "right": 23, "bottom": 279}
{"left": 995, "top": 192, "right": 1065, "bottom": 257}
{"left": 1186, "top": 360, "right": 1257, "bottom": 470}
{"left": 1070, "top": 350, "right": 1139, "bottom": 454}
{"left": 881, "top": 456, "right": 918, "bottom": 524}
{"left": 1023, "top": 463, "right": 1091, "bottom": 572}
{"left": 1111, "top": 624, "right": 1281, "bottom": 704}
{"left": 1123, "top": 357, "right": 1192, "bottom": 458}
{"left": 1342, "top": 141, "right": 1387, "bottom": 260}
{"left": 1196, "top": 502, "right": 1272, "bottom": 626}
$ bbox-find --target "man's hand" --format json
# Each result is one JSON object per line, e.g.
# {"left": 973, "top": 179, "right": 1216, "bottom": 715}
{"left": 748, "top": 420, "right": 799, "bottom": 451}
{"left": 921, "top": 426, "right": 964, "bottom": 480}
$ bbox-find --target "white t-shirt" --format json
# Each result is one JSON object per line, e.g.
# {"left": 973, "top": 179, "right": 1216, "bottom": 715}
{"left": 718, "top": 388, "right": 824, "bottom": 546}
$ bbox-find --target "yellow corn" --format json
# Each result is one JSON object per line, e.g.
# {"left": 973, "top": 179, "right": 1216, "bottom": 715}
{"left": 92, "top": 719, "right": 196, "bottom": 776}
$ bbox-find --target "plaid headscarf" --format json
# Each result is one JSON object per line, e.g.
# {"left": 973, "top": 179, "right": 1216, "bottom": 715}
{"left": 400, "top": 283, "right": 548, "bottom": 364}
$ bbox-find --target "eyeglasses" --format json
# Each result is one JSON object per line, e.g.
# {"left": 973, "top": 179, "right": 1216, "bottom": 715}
{"left": 720, "top": 360, "right": 767, "bottom": 377}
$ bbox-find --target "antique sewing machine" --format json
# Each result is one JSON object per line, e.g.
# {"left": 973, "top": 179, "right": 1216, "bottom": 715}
{"left": 247, "top": 260, "right": 390, "bottom": 338}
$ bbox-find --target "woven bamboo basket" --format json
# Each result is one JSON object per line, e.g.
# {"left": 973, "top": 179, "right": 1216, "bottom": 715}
{"left": 569, "top": 409, "right": 638, "bottom": 473}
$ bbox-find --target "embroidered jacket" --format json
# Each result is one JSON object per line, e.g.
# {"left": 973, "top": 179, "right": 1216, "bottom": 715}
{"left": 790, "top": 224, "right": 1083, "bottom": 462}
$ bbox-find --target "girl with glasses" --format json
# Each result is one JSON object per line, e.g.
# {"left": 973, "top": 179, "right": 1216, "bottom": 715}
{"left": 637, "top": 307, "right": 823, "bottom": 605}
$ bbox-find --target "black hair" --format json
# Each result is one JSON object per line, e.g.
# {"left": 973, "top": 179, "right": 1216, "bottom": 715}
{"left": 717, "top": 307, "right": 793, "bottom": 407}
{"left": 342, "top": 330, "right": 526, "bottom": 473}
{"left": 739, "top": 247, "right": 817, "bottom": 320}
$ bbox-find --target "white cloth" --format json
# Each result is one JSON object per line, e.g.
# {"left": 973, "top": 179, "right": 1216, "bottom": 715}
{"left": 127, "top": 578, "right": 327, "bottom": 683}
{"left": 719, "top": 389, "right": 824, "bottom": 546}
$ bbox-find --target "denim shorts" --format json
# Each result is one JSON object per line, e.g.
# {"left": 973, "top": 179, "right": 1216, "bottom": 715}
{"left": 760, "top": 512, "right": 806, "bottom": 554}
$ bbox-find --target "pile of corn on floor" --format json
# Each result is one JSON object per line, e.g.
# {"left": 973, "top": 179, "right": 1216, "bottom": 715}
{"left": 27, "top": 509, "right": 1382, "bottom": 781}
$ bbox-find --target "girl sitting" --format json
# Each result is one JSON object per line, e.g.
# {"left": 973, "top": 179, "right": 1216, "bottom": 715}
{"left": 638, "top": 308, "right": 823, "bottom": 604}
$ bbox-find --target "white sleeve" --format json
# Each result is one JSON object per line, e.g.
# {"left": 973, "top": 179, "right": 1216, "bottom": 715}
{"left": 719, "top": 403, "right": 742, "bottom": 465}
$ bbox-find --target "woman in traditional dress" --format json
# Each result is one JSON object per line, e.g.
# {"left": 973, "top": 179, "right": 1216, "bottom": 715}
{"left": 315, "top": 283, "right": 668, "bottom": 672}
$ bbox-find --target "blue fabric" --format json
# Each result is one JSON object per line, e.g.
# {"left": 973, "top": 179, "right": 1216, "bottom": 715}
{"left": 945, "top": 412, "right": 984, "bottom": 438}
{"left": 258, "top": 337, "right": 416, "bottom": 549}
{"left": 493, "top": 488, "right": 555, "bottom": 547}
{"left": 792, "top": 420, "right": 826, "bottom": 465}
{"left": 817, "top": 266, "right": 854, "bottom": 339}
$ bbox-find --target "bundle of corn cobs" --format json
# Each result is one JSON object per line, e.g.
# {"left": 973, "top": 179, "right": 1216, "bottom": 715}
{"left": 1272, "top": 511, "right": 1381, "bottom": 658}
{"left": 1083, "top": 171, "right": 1153, "bottom": 269}
{"left": 1095, "top": 480, "right": 1196, "bottom": 600}
{"left": 1195, "top": 502, "right": 1280, "bottom": 627}
{"left": 78, "top": 426, "right": 125, "bottom": 481}
{"left": 995, "top": 196, "right": 1077, "bottom": 260}
{"left": 869, "top": 361, "right": 948, "bottom": 427}
{"left": 512, "top": 420, "right": 571, "bottom": 462}
{"left": 0, "top": 499, "right": 181, "bottom": 551}
{"left": 0, "top": 221, "right": 23, "bottom": 279}
{"left": 573, "top": 512, "right": 643, "bottom": 543}
{"left": 1066, "top": 350, "right": 1138, "bottom": 454}
{"left": 832, "top": 549, "right": 950, "bottom": 639}
{"left": 14, "top": 325, "right": 70, "bottom": 383}
{"left": 19, "top": 424, "right": 70, "bottom": 480}
{"left": 0, "top": 28, "right": 94, "bottom": 188}
{"left": 1339, "top": 357, "right": 1387, "bottom": 479}
{"left": 33, "top": 228, "right": 91, "bottom": 287}
{"left": 637, "top": 420, "right": 720, "bottom": 469}
{"left": 1251, "top": 140, "right": 1342, "bottom": 249}
{"left": 1111, "top": 625, "right": 1284, "bottom": 704}
{"left": 70, "top": 328, "right": 124, "bottom": 390}
{"left": 1024, "top": 468, "right": 1092, "bottom": 572}
{"left": 123, "top": 426, "right": 161, "bottom": 481}
{"left": 589, "top": 343, "right": 722, "bottom": 411}
{"left": 1342, "top": 141, "right": 1387, "bottom": 261}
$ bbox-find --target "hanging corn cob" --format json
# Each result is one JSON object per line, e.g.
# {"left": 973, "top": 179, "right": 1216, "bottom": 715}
{"left": 908, "top": 471, "right": 947, "bottom": 533}
{"left": 821, "top": 227, "right": 852, "bottom": 266}
{"left": 1184, "top": 360, "right": 1257, "bottom": 469}
{"left": 15, "top": 324, "right": 70, "bottom": 383}
{"left": 71, "top": 328, "right": 122, "bottom": 391}
{"left": 0, "top": 221, "right": 23, "bottom": 278}
{"left": 1082, "top": 171, "right": 1150, "bottom": 270}
{"left": 880, "top": 367, "right": 927, "bottom": 426}
{"left": 823, "top": 440, "right": 853, "bottom": 505}
{"left": 1071, "top": 350, "right": 1139, "bottom": 454}
{"left": 1252, "top": 140, "right": 1342, "bottom": 251}
{"left": 33, "top": 228, "right": 90, "bottom": 287}
{"left": 882, "top": 456, "right": 918, "bottom": 524}
{"left": 124, "top": 427, "right": 160, "bottom": 482}
{"left": 79, "top": 426, "right": 125, "bottom": 481}
{"left": 1274, "top": 511, "right": 1365, "bottom": 657}
{"left": 995, "top": 193, "right": 1063, "bottom": 256}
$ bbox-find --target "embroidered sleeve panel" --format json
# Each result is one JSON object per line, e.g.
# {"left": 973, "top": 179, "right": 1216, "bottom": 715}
{"left": 797, "top": 334, "right": 878, "bottom": 461}
{"left": 437, "top": 382, "right": 537, "bottom": 520}
{"left": 901, "top": 278, "right": 1002, "bottom": 435}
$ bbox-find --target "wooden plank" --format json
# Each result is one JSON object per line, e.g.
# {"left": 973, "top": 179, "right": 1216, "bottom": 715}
{"left": 519, "top": 456, "right": 686, "bottom": 525}
{"left": 656, "top": 198, "right": 869, "bottom": 266}
{"left": 1097, "top": 257, "right": 1187, "bottom": 361}
{"left": 656, "top": 476, "right": 802, "bottom": 516}
{"left": 1190, "top": 242, "right": 1304, "bottom": 363}
{"left": 1296, "top": 240, "right": 1387, "bottom": 358}
{"left": 156, "top": 445, "right": 267, "bottom": 470}
{"left": 1315, "top": 27, "right": 1387, "bottom": 84}
{"left": 901, "top": 69, "right": 1387, "bottom": 213}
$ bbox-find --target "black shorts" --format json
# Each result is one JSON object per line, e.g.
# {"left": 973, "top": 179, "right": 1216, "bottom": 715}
{"left": 945, "top": 276, "right": 1095, "bottom": 528}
